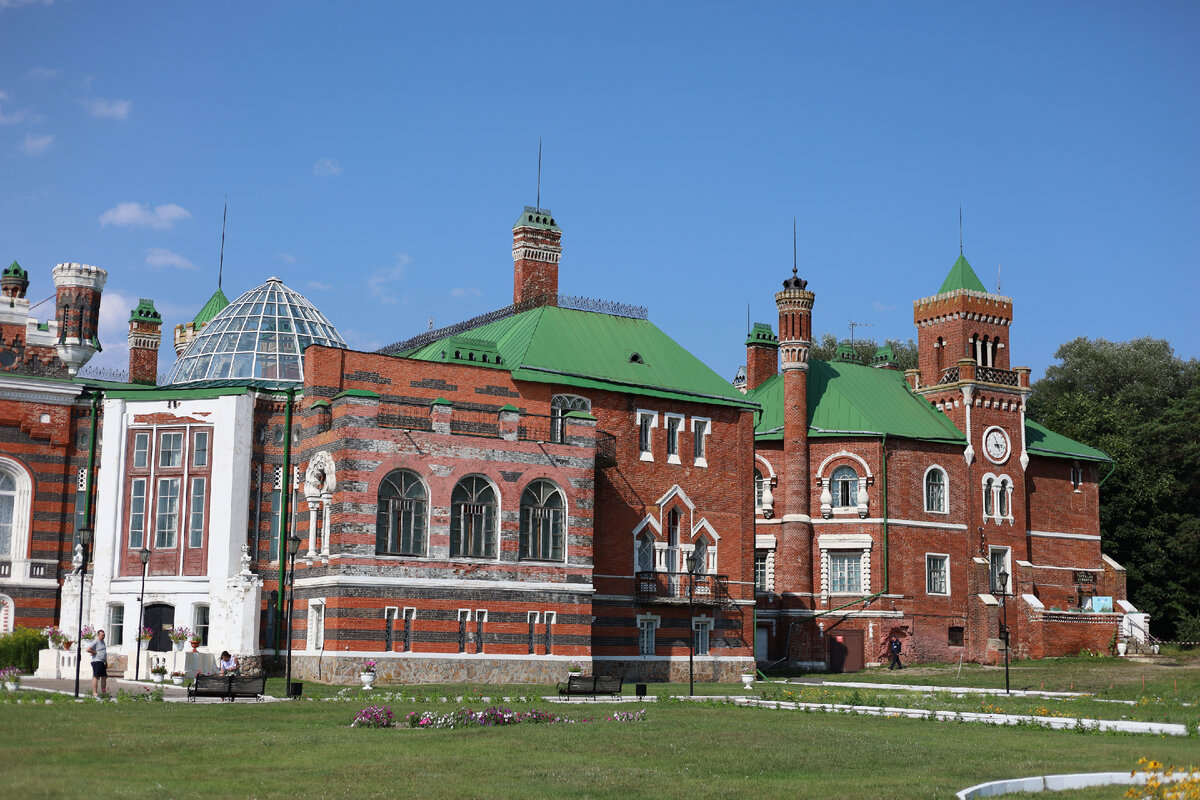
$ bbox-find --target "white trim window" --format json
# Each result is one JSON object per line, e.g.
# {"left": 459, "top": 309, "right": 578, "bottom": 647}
{"left": 691, "top": 417, "right": 710, "bottom": 467}
{"left": 754, "top": 549, "right": 775, "bottom": 593}
{"left": 519, "top": 479, "right": 565, "bottom": 561}
{"left": 154, "top": 477, "right": 181, "bottom": 548}
{"left": 982, "top": 473, "right": 1014, "bottom": 524}
{"left": 0, "top": 594, "right": 14, "bottom": 633}
{"left": 636, "top": 410, "right": 657, "bottom": 461}
{"left": 550, "top": 394, "right": 590, "bottom": 444}
{"left": 307, "top": 599, "right": 326, "bottom": 650}
{"left": 637, "top": 614, "right": 659, "bottom": 656}
{"left": 193, "top": 604, "right": 210, "bottom": 646}
{"left": 693, "top": 617, "right": 713, "bottom": 655}
{"left": 450, "top": 476, "right": 498, "bottom": 559}
{"left": 664, "top": 413, "right": 684, "bottom": 464}
{"left": 107, "top": 604, "right": 125, "bottom": 646}
{"left": 828, "top": 552, "right": 862, "bottom": 593}
{"left": 831, "top": 466, "right": 858, "bottom": 509}
{"left": 925, "top": 553, "right": 949, "bottom": 595}
{"left": 1070, "top": 461, "right": 1083, "bottom": 492}
{"left": 924, "top": 466, "right": 947, "bottom": 514}
{"left": 0, "top": 459, "right": 31, "bottom": 561}
{"left": 377, "top": 470, "right": 429, "bottom": 556}
{"left": 989, "top": 547, "right": 1011, "bottom": 595}
{"left": 818, "top": 534, "right": 872, "bottom": 599}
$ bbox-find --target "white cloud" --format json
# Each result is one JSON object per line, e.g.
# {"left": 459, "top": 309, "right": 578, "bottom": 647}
{"left": 19, "top": 132, "right": 53, "bottom": 155}
{"left": 450, "top": 287, "right": 482, "bottom": 299}
{"left": 368, "top": 254, "right": 411, "bottom": 305}
{"left": 873, "top": 301, "right": 897, "bottom": 312}
{"left": 82, "top": 97, "right": 132, "bottom": 120}
{"left": 145, "top": 247, "right": 197, "bottom": 271}
{"left": 98, "top": 202, "right": 191, "bottom": 229}
{"left": 313, "top": 158, "right": 342, "bottom": 177}
{"left": 277, "top": 253, "right": 296, "bottom": 263}
{"left": 0, "top": 0, "right": 57, "bottom": 9}
{"left": 306, "top": 280, "right": 332, "bottom": 291}
{"left": 0, "top": 91, "right": 31, "bottom": 125}
{"left": 26, "top": 66, "right": 57, "bottom": 80}
{"left": 341, "top": 329, "right": 383, "bottom": 352}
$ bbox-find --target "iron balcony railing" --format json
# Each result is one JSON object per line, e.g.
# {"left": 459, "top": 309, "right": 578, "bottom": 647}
{"left": 635, "top": 571, "right": 730, "bottom": 605}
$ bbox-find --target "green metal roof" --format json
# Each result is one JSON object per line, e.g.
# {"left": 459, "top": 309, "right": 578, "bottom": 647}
{"left": 938, "top": 254, "right": 988, "bottom": 294}
{"left": 745, "top": 322, "right": 778, "bottom": 348}
{"left": 192, "top": 288, "right": 230, "bottom": 325}
{"left": 749, "top": 360, "right": 966, "bottom": 443}
{"left": 129, "top": 298, "right": 161, "bottom": 324}
{"left": 514, "top": 206, "right": 560, "bottom": 231}
{"left": 1025, "top": 418, "right": 1110, "bottom": 462}
{"left": 4, "top": 260, "right": 28, "bottom": 279}
{"left": 401, "top": 305, "right": 756, "bottom": 409}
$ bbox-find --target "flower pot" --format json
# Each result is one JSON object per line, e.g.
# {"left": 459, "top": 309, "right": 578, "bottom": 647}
{"left": 1116, "top": 642, "right": 1127, "bottom": 657}
{"left": 359, "top": 672, "right": 376, "bottom": 689}
{"left": 172, "top": 676, "right": 184, "bottom": 685}
{"left": 189, "top": 641, "right": 201, "bottom": 653}
{"left": 151, "top": 673, "right": 164, "bottom": 684}
{"left": 173, "top": 641, "right": 185, "bottom": 652}
{"left": 740, "top": 673, "right": 756, "bottom": 690}
{"left": 4, "top": 681, "right": 16, "bottom": 692}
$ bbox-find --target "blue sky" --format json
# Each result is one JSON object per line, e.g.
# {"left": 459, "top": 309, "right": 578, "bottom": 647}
{"left": 2, "top": 1, "right": 1197, "bottom": 382}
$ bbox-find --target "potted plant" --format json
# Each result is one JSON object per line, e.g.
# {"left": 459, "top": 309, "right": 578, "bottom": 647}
{"left": 568, "top": 661, "right": 585, "bottom": 677}
{"left": 170, "top": 671, "right": 185, "bottom": 686}
{"left": 740, "top": 671, "right": 757, "bottom": 690}
{"left": 136, "top": 626, "right": 154, "bottom": 642}
{"left": 360, "top": 660, "right": 377, "bottom": 689}
{"left": 79, "top": 624, "right": 97, "bottom": 642}
{"left": 188, "top": 635, "right": 202, "bottom": 653}
{"left": 41, "top": 625, "right": 65, "bottom": 650}
{"left": 0, "top": 666, "right": 20, "bottom": 691}
{"left": 167, "top": 627, "right": 192, "bottom": 651}
{"left": 150, "top": 664, "right": 167, "bottom": 683}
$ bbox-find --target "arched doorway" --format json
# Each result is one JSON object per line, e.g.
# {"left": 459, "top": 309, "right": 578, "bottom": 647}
{"left": 143, "top": 603, "right": 175, "bottom": 652}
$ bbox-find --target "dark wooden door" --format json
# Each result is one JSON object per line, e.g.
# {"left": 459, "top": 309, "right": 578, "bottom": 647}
{"left": 144, "top": 603, "right": 175, "bottom": 652}
{"left": 828, "top": 630, "right": 865, "bottom": 673}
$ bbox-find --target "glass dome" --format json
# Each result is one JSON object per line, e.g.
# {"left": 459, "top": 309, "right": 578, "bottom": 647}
{"left": 166, "top": 277, "right": 347, "bottom": 386}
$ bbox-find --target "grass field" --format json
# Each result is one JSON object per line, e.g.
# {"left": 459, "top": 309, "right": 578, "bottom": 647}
{"left": 2, "top": 651, "right": 1195, "bottom": 799}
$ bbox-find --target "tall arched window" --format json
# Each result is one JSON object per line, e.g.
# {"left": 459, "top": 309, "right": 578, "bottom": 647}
{"left": 0, "top": 472, "right": 16, "bottom": 557}
{"left": 754, "top": 469, "right": 764, "bottom": 510}
{"left": 519, "top": 479, "right": 565, "bottom": 561}
{"left": 831, "top": 466, "right": 858, "bottom": 508}
{"left": 983, "top": 478, "right": 995, "bottom": 516}
{"left": 0, "top": 460, "right": 31, "bottom": 561}
{"left": 377, "top": 470, "right": 428, "bottom": 556}
{"left": 451, "top": 476, "right": 497, "bottom": 558}
{"left": 636, "top": 532, "right": 654, "bottom": 572}
{"left": 924, "top": 468, "right": 947, "bottom": 513}
{"left": 550, "top": 395, "right": 590, "bottom": 444}
{"left": 692, "top": 537, "right": 708, "bottom": 575}
{"left": 998, "top": 478, "right": 1010, "bottom": 518}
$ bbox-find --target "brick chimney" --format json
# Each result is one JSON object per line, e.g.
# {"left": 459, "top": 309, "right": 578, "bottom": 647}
{"left": 128, "top": 298, "right": 162, "bottom": 385}
{"left": 512, "top": 206, "right": 562, "bottom": 307}
{"left": 745, "top": 322, "right": 779, "bottom": 391}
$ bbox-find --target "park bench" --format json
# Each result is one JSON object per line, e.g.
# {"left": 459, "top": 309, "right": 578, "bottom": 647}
{"left": 556, "top": 674, "right": 623, "bottom": 699}
{"left": 187, "top": 674, "right": 267, "bottom": 702}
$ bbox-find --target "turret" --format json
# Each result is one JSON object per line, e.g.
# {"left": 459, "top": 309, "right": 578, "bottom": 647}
{"left": 128, "top": 298, "right": 162, "bottom": 385}
{"left": 2, "top": 261, "right": 29, "bottom": 300}
{"left": 51, "top": 262, "right": 107, "bottom": 375}
{"left": 776, "top": 267, "right": 815, "bottom": 521}
{"left": 512, "top": 206, "right": 562, "bottom": 307}
{"left": 744, "top": 322, "right": 778, "bottom": 392}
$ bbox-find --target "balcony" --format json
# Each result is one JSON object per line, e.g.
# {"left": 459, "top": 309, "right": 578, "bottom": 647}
{"left": 635, "top": 571, "right": 730, "bottom": 605}
{"left": 939, "top": 364, "right": 1019, "bottom": 387}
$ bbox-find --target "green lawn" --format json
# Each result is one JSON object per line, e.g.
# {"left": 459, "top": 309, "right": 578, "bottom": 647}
{"left": 0, "top": 694, "right": 1195, "bottom": 800}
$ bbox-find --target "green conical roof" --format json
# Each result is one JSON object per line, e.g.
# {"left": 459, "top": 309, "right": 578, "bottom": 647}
{"left": 938, "top": 254, "right": 988, "bottom": 294}
{"left": 129, "top": 298, "right": 161, "bottom": 323}
{"left": 192, "top": 288, "right": 230, "bottom": 325}
{"left": 3, "top": 260, "right": 28, "bottom": 279}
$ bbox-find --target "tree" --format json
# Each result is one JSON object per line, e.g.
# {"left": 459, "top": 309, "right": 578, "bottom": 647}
{"left": 1028, "top": 337, "right": 1200, "bottom": 641}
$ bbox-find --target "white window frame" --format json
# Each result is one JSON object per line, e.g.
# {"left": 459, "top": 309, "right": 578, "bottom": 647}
{"left": 637, "top": 614, "right": 659, "bottom": 656}
{"left": 664, "top": 413, "right": 685, "bottom": 464}
{"left": 691, "top": 417, "right": 710, "bottom": 467}
{"left": 692, "top": 616, "right": 713, "bottom": 656}
{"left": 132, "top": 431, "right": 151, "bottom": 469}
{"left": 158, "top": 431, "right": 184, "bottom": 468}
{"left": 0, "top": 458, "right": 32, "bottom": 562}
{"left": 925, "top": 553, "right": 950, "bottom": 595}
{"left": 1070, "top": 461, "right": 1083, "bottom": 492}
{"left": 830, "top": 465, "right": 859, "bottom": 509}
{"left": 0, "top": 594, "right": 14, "bottom": 634}
{"left": 193, "top": 604, "right": 209, "bottom": 646}
{"left": 923, "top": 465, "right": 948, "bottom": 514}
{"left": 989, "top": 547, "right": 1011, "bottom": 595}
{"left": 982, "top": 472, "right": 1015, "bottom": 524}
{"left": 307, "top": 598, "right": 326, "bottom": 650}
{"left": 636, "top": 409, "right": 658, "bottom": 461}
{"left": 107, "top": 603, "right": 125, "bottom": 646}
{"left": 828, "top": 551, "right": 862, "bottom": 594}
{"left": 818, "top": 534, "right": 872, "bottom": 599}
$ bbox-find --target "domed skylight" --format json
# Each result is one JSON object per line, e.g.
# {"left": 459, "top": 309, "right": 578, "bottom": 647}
{"left": 166, "top": 277, "right": 347, "bottom": 386}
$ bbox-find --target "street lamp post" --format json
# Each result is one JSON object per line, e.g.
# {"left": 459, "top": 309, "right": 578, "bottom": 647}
{"left": 285, "top": 535, "right": 302, "bottom": 698}
{"left": 685, "top": 552, "right": 698, "bottom": 698}
{"left": 72, "top": 526, "right": 93, "bottom": 699}
{"left": 135, "top": 548, "right": 151, "bottom": 681}
{"left": 997, "top": 568, "right": 1011, "bottom": 695}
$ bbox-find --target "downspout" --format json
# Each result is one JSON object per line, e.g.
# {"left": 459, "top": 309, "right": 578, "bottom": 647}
{"left": 273, "top": 388, "right": 295, "bottom": 651}
{"left": 1098, "top": 460, "right": 1116, "bottom": 487}
{"left": 83, "top": 390, "right": 100, "bottom": 531}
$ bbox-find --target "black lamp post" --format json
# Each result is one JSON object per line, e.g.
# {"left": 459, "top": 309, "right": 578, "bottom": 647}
{"left": 685, "top": 552, "right": 698, "bottom": 698}
{"left": 135, "top": 547, "right": 151, "bottom": 681}
{"left": 997, "top": 568, "right": 1011, "bottom": 695}
{"left": 285, "top": 535, "right": 302, "bottom": 698}
{"left": 72, "top": 526, "right": 93, "bottom": 699}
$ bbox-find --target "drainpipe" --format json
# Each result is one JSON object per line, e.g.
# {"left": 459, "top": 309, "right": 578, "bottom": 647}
{"left": 274, "top": 388, "right": 295, "bottom": 652}
{"left": 83, "top": 391, "right": 100, "bottom": 529}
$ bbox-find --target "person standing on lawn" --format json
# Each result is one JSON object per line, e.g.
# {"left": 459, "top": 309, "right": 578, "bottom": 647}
{"left": 888, "top": 635, "right": 903, "bottom": 670}
{"left": 87, "top": 629, "right": 108, "bottom": 697}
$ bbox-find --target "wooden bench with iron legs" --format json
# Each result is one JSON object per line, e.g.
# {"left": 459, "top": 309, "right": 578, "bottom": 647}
{"left": 555, "top": 674, "right": 623, "bottom": 699}
{"left": 187, "top": 674, "right": 267, "bottom": 702}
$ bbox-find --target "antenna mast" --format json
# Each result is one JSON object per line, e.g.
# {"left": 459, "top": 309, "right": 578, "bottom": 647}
{"left": 218, "top": 197, "right": 227, "bottom": 291}
{"left": 793, "top": 216, "right": 797, "bottom": 273}
{"left": 997, "top": 261, "right": 1002, "bottom": 294}
{"left": 959, "top": 204, "right": 963, "bottom": 255}
{"left": 848, "top": 321, "right": 873, "bottom": 344}
{"left": 536, "top": 139, "right": 542, "bottom": 213}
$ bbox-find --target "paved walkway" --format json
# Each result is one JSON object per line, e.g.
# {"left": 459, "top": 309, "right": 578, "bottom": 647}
{"left": 16, "top": 676, "right": 279, "bottom": 704}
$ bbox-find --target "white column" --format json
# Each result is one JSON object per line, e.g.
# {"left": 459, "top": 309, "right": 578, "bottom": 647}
{"left": 320, "top": 493, "right": 332, "bottom": 557}
{"left": 306, "top": 501, "right": 319, "bottom": 559}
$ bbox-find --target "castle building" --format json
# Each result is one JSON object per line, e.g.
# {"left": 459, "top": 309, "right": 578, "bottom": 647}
{"left": 0, "top": 207, "right": 1140, "bottom": 682}
{"left": 746, "top": 255, "right": 1130, "bottom": 670}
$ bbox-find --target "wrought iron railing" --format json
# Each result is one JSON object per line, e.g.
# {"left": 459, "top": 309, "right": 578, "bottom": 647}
{"left": 976, "top": 366, "right": 1019, "bottom": 386}
{"left": 635, "top": 571, "right": 729, "bottom": 604}
{"left": 938, "top": 366, "right": 960, "bottom": 384}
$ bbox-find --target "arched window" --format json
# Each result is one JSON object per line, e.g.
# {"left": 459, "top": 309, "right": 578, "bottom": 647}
{"left": 635, "top": 532, "right": 654, "bottom": 573}
{"left": 550, "top": 395, "right": 590, "bottom": 443}
{"left": 754, "top": 469, "right": 764, "bottom": 510}
{"left": 924, "top": 468, "right": 946, "bottom": 513}
{"left": 983, "top": 478, "right": 994, "bottom": 516}
{"left": 519, "top": 479, "right": 564, "bottom": 561}
{"left": 0, "top": 460, "right": 31, "bottom": 561}
{"left": 377, "top": 470, "right": 428, "bottom": 556}
{"left": 831, "top": 466, "right": 858, "bottom": 508}
{"left": 692, "top": 537, "right": 708, "bottom": 575}
{"left": 451, "top": 476, "right": 497, "bottom": 558}
{"left": 998, "top": 478, "right": 1010, "bottom": 517}
{"left": 0, "top": 472, "right": 16, "bottom": 557}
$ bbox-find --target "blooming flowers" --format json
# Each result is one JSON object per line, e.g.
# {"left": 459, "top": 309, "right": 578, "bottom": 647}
{"left": 0, "top": 666, "right": 21, "bottom": 685}
{"left": 136, "top": 627, "right": 154, "bottom": 641}
{"left": 41, "top": 626, "right": 64, "bottom": 646}
{"left": 167, "top": 627, "right": 192, "bottom": 643}
{"left": 361, "top": 660, "right": 377, "bottom": 674}
{"left": 79, "top": 625, "right": 97, "bottom": 641}
{"left": 399, "top": 706, "right": 647, "bottom": 730}
{"left": 351, "top": 705, "right": 395, "bottom": 728}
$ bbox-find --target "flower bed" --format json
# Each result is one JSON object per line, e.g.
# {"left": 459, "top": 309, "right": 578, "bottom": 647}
{"left": 352, "top": 704, "right": 647, "bottom": 730}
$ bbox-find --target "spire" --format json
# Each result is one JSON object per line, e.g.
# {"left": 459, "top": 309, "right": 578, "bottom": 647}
{"left": 937, "top": 254, "right": 988, "bottom": 295}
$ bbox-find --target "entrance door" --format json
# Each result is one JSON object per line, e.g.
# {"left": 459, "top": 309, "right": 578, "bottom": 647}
{"left": 828, "top": 629, "right": 865, "bottom": 673}
{"left": 755, "top": 627, "right": 769, "bottom": 662}
{"left": 143, "top": 603, "right": 175, "bottom": 652}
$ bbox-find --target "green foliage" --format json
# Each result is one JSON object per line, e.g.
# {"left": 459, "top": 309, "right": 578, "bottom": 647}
{"left": 1028, "top": 338, "right": 1199, "bottom": 641}
{"left": 0, "top": 627, "right": 48, "bottom": 673}
{"left": 809, "top": 333, "right": 919, "bottom": 371}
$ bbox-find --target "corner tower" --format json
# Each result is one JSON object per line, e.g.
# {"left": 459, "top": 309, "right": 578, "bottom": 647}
{"left": 2, "top": 261, "right": 29, "bottom": 300}
{"left": 512, "top": 207, "right": 562, "bottom": 307}
{"left": 51, "top": 262, "right": 107, "bottom": 375}
{"left": 128, "top": 298, "right": 162, "bottom": 385}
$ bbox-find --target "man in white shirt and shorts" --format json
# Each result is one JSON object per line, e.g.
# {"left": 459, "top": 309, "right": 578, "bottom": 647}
{"left": 86, "top": 629, "right": 107, "bottom": 698}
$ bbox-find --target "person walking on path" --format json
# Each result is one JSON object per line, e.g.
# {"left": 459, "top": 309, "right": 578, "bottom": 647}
{"left": 888, "top": 635, "right": 903, "bottom": 670}
{"left": 86, "top": 629, "right": 108, "bottom": 697}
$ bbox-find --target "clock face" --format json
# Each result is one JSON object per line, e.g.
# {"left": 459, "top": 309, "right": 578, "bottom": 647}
{"left": 984, "top": 427, "right": 1010, "bottom": 464}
